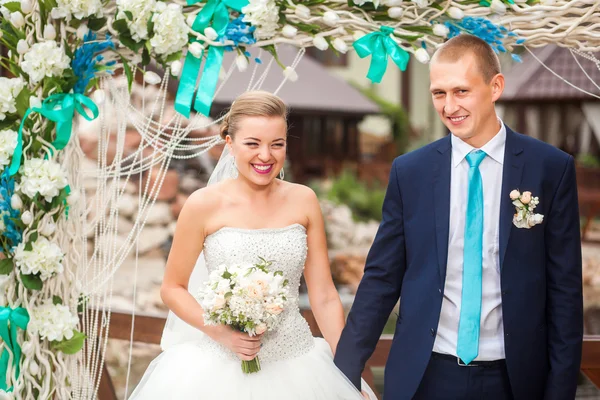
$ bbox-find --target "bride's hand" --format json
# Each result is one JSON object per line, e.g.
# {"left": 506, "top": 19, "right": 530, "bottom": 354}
{"left": 208, "top": 325, "right": 262, "bottom": 361}
{"left": 361, "top": 390, "right": 370, "bottom": 399}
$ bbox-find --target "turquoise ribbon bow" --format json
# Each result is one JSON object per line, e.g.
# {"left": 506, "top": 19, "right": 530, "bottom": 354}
{"left": 9, "top": 93, "right": 99, "bottom": 176}
{"left": 0, "top": 307, "right": 29, "bottom": 391}
{"left": 175, "top": 0, "right": 249, "bottom": 118}
{"left": 353, "top": 26, "right": 410, "bottom": 84}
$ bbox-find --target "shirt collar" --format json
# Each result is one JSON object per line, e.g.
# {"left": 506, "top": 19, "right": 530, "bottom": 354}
{"left": 451, "top": 120, "right": 506, "bottom": 167}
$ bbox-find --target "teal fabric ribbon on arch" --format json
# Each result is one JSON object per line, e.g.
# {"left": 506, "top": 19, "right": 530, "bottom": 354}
{"left": 8, "top": 93, "right": 99, "bottom": 176}
{"left": 175, "top": 0, "right": 248, "bottom": 118}
{"left": 0, "top": 307, "right": 30, "bottom": 391}
{"left": 353, "top": 26, "right": 410, "bottom": 84}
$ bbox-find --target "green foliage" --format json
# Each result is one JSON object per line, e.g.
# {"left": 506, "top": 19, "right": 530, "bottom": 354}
{"left": 325, "top": 170, "right": 385, "bottom": 222}
{"left": 51, "top": 331, "right": 86, "bottom": 354}
{"left": 0, "top": 259, "right": 13, "bottom": 275}
{"left": 21, "top": 273, "right": 43, "bottom": 291}
{"left": 576, "top": 153, "right": 600, "bottom": 168}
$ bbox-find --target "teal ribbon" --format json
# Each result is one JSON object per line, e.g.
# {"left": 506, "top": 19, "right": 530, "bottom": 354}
{"left": 175, "top": 0, "right": 249, "bottom": 118}
{"left": 0, "top": 307, "right": 29, "bottom": 391}
{"left": 9, "top": 93, "right": 99, "bottom": 176}
{"left": 353, "top": 26, "right": 410, "bottom": 84}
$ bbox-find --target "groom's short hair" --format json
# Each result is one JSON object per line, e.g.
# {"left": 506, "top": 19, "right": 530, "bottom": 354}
{"left": 431, "top": 34, "right": 501, "bottom": 83}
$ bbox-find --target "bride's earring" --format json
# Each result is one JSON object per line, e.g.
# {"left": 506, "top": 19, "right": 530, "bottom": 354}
{"left": 279, "top": 168, "right": 285, "bottom": 180}
{"left": 230, "top": 156, "right": 239, "bottom": 179}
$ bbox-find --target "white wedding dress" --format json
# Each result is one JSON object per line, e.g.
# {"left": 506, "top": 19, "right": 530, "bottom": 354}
{"left": 129, "top": 223, "right": 376, "bottom": 399}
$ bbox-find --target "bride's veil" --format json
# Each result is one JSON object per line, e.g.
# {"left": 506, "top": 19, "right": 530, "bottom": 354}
{"left": 159, "top": 142, "right": 235, "bottom": 350}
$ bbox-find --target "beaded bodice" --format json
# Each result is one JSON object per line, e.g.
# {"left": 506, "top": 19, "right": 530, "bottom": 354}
{"left": 195, "top": 224, "right": 315, "bottom": 363}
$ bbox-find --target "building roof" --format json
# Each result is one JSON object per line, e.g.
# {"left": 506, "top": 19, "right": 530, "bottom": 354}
{"left": 501, "top": 45, "right": 600, "bottom": 102}
{"left": 165, "top": 45, "right": 380, "bottom": 116}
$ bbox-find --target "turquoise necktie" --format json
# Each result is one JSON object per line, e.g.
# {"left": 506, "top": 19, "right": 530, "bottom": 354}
{"left": 457, "top": 149, "right": 487, "bottom": 365}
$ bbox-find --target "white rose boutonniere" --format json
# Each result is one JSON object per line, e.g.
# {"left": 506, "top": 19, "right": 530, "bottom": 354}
{"left": 511, "top": 190, "right": 544, "bottom": 229}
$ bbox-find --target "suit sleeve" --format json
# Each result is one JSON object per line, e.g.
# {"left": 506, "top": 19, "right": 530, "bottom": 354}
{"left": 334, "top": 158, "right": 407, "bottom": 389}
{"left": 544, "top": 155, "right": 583, "bottom": 400}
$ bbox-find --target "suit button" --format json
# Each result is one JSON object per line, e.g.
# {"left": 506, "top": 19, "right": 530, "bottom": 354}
{"left": 430, "top": 328, "right": 435, "bottom": 336}
{"left": 438, "top": 288, "right": 442, "bottom": 294}
{"left": 502, "top": 290, "right": 507, "bottom": 295}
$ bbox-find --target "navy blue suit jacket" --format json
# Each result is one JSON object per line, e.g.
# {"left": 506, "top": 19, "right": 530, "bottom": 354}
{"left": 334, "top": 126, "right": 583, "bottom": 400}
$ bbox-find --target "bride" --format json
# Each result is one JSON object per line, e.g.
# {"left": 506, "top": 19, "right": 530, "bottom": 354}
{"left": 129, "top": 91, "right": 375, "bottom": 399}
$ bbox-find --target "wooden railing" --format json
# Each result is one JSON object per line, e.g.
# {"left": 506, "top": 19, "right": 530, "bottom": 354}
{"left": 96, "top": 310, "right": 600, "bottom": 400}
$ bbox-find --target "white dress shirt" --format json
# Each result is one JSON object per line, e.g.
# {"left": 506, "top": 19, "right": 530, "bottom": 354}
{"left": 433, "top": 122, "right": 507, "bottom": 361}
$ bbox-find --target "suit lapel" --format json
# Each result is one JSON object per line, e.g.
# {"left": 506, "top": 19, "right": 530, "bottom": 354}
{"left": 433, "top": 136, "right": 452, "bottom": 286}
{"left": 499, "top": 127, "right": 524, "bottom": 271}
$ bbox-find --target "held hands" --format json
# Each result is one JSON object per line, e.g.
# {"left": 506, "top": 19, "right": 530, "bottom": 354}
{"left": 207, "top": 324, "right": 263, "bottom": 361}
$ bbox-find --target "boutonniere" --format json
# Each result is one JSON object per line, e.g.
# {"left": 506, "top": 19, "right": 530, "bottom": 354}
{"left": 510, "top": 190, "right": 544, "bottom": 229}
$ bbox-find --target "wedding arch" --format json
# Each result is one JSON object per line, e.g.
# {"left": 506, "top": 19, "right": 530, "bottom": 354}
{"left": 0, "top": 0, "right": 598, "bottom": 398}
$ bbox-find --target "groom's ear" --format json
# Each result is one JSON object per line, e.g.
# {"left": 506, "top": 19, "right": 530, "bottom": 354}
{"left": 490, "top": 73, "right": 505, "bottom": 102}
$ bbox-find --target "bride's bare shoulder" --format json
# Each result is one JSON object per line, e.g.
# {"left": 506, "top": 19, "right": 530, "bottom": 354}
{"left": 282, "top": 182, "right": 319, "bottom": 208}
{"left": 182, "top": 182, "right": 231, "bottom": 215}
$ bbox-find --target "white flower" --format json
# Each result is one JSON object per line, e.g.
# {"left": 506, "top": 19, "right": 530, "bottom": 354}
{"left": 383, "top": 0, "right": 403, "bottom": 6}
{"left": 14, "top": 237, "right": 64, "bottom": 280}
{"left": 490, "top": 0, "right": 506, "bottom": 14}
{"left": 18, "top": 158, "right": 68, "bottom": 202}
{"left": 353, "top": 31, "right": 366, "bottom": 41}
{"left": 242, "top": 0, "right": 280, "bottom": 40}
{"left": 236, "top": 55, "right": 248, "bottom": 72}
{"left": 170, "top": 60, "right": 182, "bottom": 77}
{"left": 39, "top": 220, "right": 56, "bottom": 237}
{"left": 43, "top": 24, "right": 56, "bottom": 40}
{"left": 203, "top": 27, "right": 218, "bottom": 41}
{"left": 415, "top": 48, "right": 430, "bottom": 64}
{"left": 322, "top": 11, "right": 339, "bottom": 27}
{"left": 92, "top": 89, "right": 105, "bottom": 105}
{"left": 143, "top": 71, "right": 161, "bottom": 85}
{"left": 10, "top": 12, "right": 25, "bottom": 29}
{"left": 412, "top": 0, "right": 430, "bottom": 7}
{"left": 150, "top": 3, "right": 188, "bottom": 56}
{"left": 0, "top": 129, "right": 18, "bottom": 167}
{"left": 0, "top": 389, "right": 14, "bottom": 400}
{"left": 332, "top": 38, "right": 348, "bottom": 54}
{"left": 448, "top": 6, "right": 464, "bottom": 19}
{"left": 387, "top": 7, "right": 403, "bottom": 19}
{"left": 76, "top": 24, "right": 89, "bottom": 40}
{"left": 0, "top": 211, "right": 8, "bottom": 232}
{"left": 29, "top": 360, "right": 39, "bottom": 376}
{"left": 21, "top": 341, "right": 34, "bottom": 356}
{"left": 188, "top": 42, "right": 204, "bottom": 58}
{"left": 282, "top": 24, "right": 297, "bottom": 38}
{"left": 116, "top": 0, "right": 156, "bottom": 42}
{"left": 527, "top": 213, "right": 544, "bottom": 227}
{"left": 294, "top": 4, "right": 310, "bottom": 19}
{"left": 29, "top": 96, "right": 41, "bottom": 109}
{"left": 10, "top": 194, "right": 22, "bottom": 210}
{"left": 20, "top": 0, "right": 33, "bottom": 14}
{"left": 66, "top": 190, "right": 79, "bottom": 206}
{"left": 21, "top": 41, "right": 70, "bottom": 83}
{"left": 28, "top": 302, "right": 78, "bottom": 341}
{"left": 16, "top": 39, "right": 29, "bottom": 55}
{"left": 21, "top": 210, "right": 33, "bottom": 226}
{"left": 52, "top": 0, "right": 103, "bottom": 20}
{"left": 509, "top": 189, "right": 520, "bottom": 200}
{"left": 283, "top": 66, "right": 298, "bottom": 82}
{"left": 312, "top": 36, "right": 329, "bottom": 51}
{"left": 433, "top": 24, "right": 449, "bottom": 38}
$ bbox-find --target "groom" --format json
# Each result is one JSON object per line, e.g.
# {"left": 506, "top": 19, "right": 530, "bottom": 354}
{"left": 335, "top": 34, "right": 583, "bottom": 399}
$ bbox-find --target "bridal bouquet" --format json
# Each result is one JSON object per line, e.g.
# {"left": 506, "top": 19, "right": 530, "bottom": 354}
{"left": 197, "top": 257, "right": 289, "bottom": 373}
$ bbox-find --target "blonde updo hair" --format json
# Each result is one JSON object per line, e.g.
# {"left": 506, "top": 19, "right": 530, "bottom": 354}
{"left": 219, "top": 91, "right": 288, "bottom": 140}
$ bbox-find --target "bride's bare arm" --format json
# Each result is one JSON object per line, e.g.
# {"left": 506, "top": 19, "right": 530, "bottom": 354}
{"left": 302, "top": 187, "right": 346, "bottom": 355}
{"left": 160, "top": 189, "right": 261, "bottom": 361}
{"left": 160, "top": 190, "right": 211, "bottom": 333}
